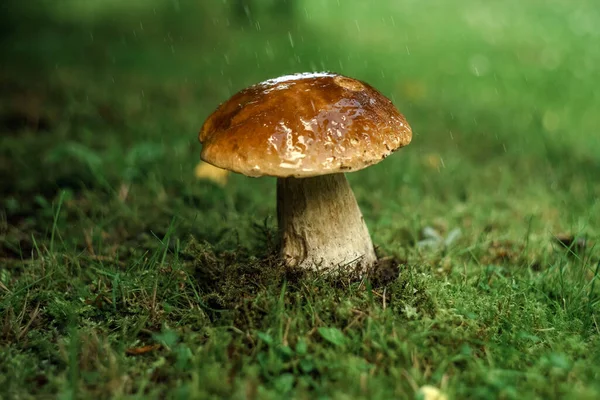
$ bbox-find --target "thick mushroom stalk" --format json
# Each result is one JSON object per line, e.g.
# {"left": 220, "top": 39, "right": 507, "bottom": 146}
{"left": 276, "top": 173, "right": 377, "bottom": 271}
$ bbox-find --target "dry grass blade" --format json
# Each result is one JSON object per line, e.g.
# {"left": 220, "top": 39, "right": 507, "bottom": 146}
{"left": 17, "top": 302, "right": 40, "bottom": 341}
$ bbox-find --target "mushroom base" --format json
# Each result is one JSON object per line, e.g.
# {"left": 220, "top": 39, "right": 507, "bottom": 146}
{"left": 276, "top": 174, "right": 377, "bottom": 272}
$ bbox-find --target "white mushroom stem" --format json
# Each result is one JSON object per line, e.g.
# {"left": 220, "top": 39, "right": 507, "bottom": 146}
{"left": 276, "top": 173, "right": 377, "bottom": 272}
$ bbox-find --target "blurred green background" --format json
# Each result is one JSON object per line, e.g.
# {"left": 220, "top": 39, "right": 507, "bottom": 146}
{"left": 1, "top": 1, "right": 599, "bottom": 398}
{"left": 4, "top": 0, "right": 600, "bottom": 155}
{"left": 3, "top": 0, "right": 599, "bottom": 224}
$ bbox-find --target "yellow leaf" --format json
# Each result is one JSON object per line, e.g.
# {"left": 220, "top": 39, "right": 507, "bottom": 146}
{"left": 417, "top": 386, "right": 448, "bottom": 400}
{"left": 194, "top": 162, "right": 229, "bottom": 186}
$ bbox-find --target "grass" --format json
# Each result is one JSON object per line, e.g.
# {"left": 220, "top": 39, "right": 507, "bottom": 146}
{"left": 1, "top": 0, "right": 599, "bottom": 398}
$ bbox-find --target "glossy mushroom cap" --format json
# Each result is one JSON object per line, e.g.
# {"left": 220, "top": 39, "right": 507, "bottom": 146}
{"left": 199, "top": 72, "right": 412, "bottom": 178}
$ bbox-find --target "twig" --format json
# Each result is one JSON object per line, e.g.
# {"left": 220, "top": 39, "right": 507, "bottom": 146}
{"left": 125, "top": 344, "right": 161, "bottom": 356}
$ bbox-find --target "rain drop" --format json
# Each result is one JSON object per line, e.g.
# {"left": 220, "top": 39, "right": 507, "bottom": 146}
{"left": 469, "top": 54, "right": 490, "bottom": 76}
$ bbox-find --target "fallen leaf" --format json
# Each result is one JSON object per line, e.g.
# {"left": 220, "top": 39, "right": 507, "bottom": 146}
{"left": 194, "top": 162, "right": 229, "bottom": 186}
{"left": 417, "top": 385, "right": 448, "bottom": 400}
{"left": 125, "top": 344, "right": 161, "bottom": 356}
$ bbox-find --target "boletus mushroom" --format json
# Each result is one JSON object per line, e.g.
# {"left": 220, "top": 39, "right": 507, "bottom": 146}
{"left": 199, "top": 72, "right": 412, "bottom": 272}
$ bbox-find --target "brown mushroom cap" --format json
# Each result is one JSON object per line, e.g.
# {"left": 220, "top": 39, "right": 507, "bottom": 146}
{"left": 199, "top": 72, "right": 412, "bottom": 178}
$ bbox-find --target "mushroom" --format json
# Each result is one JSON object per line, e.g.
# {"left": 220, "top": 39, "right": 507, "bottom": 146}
{"left": 199, "top": 72, "right": 412, "bottom": 272}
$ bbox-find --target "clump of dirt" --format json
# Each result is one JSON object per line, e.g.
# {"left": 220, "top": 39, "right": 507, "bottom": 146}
{"left": 182, "top": 238, "right": 306, "bottom": 324}
{"left": 369, "top": 256, "right": 402, "bottom": 287}
{"left": 183, "top": 236, "right": 436, "bottom": 327}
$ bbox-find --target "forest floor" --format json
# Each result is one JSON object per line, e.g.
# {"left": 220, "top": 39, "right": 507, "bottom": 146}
{"left": 1, "top": 1, "right": 599, "bottom": 398}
